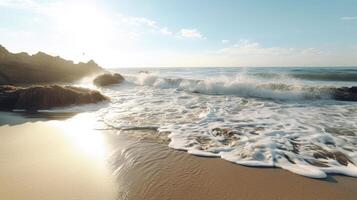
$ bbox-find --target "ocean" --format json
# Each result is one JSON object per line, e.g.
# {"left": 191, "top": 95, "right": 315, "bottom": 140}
{"left": 34, "top": 67, "right": 357, "bottom": 178}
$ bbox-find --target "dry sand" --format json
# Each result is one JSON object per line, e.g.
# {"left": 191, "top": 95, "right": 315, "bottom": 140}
{"left": 0, "top": 114, "right": 356, "bottom": 200}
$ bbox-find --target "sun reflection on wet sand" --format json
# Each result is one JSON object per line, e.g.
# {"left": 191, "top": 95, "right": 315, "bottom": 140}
{"left": 49, "top": 113, "right": 108, "bottom": 159}
{"left": 0, "top": 113, "right": 117, "bottom": 200}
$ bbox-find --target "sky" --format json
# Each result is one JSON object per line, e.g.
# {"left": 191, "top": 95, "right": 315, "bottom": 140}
{"left": 0, "top": 0, "right": 357, "bottom": 68}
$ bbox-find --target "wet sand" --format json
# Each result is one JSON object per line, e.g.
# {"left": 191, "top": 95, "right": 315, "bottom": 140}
{"left": 0, "top": 114, "right": 356, "bottom": 200}
{"left": 0, "top": 115, "right": 117, "bottom": 200}
{"left": 110, "top": 132, "right": 357, "bottom": 200}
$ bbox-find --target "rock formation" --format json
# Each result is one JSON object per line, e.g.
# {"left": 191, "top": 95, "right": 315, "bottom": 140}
{"left": 0, "top": 85, "right": 108, "bottom": 111}
{"left": 0, "top": 45, "right": 104, "bottom": 85}
{"left": 93, "top": 73, "right": 124, "bottom": 86}
{"left": 330, "top": 87, "right": 357, "bottom": 101}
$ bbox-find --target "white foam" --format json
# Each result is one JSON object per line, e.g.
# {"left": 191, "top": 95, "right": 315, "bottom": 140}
{"left": 98, "top": 70, "right": 357, "bottom": 178}
{"left": 159, "top": 102, "right": 357, "bottom": 178}
{"left": 125, "top": 73, "right": 336, "bottom": 101}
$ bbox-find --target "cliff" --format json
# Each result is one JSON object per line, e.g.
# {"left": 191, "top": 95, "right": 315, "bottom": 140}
{"left": 0, "top": 45, "right": 104, "bottom": 85}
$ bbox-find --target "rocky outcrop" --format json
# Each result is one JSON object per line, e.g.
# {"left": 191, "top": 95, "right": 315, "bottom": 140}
{"left": 93, "top": 73, "right": 124, "bottom": 86}
{"left": 0, "top": 45, "right": 104, "bottom": 85}
{"left": 0, "top": 85, "right": 108, "bottom": 111}
{"left": 330, "top": 87, "right": 357, "bottom": 101}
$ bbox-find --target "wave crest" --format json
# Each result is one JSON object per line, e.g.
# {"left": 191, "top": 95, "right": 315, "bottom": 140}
{"left": 126, "top": 73, "right": 342, "bottom": 100}
{"left": 255, "top": 71, "right": 357, "bottom": 82}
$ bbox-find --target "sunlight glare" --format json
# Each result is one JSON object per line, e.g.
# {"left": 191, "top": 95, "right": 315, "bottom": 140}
{"left": 50, "top": 113, "right": 108, "bottom": 159}
{"left": 51, "top": 1, "right": 117, "bottom": 63}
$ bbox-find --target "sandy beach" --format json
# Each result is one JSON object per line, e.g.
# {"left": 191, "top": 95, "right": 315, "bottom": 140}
{"left": 2, "top": 1, "right": 357, "bottom": 199}
{"left": 0, "top": 113, "right": 356, "bottom": 200}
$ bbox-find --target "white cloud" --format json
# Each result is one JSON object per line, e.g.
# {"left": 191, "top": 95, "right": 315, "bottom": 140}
{"left": 221, "top": 40, "right": 230, "bottom": 44}
{"left": 203, "top": 40, "right": 357, "bottom": 67}
{"left": 0, "top": 0, "right": 39, "bottom": 9}
{"left": 219, "top": 40, "right": 320, "bottom": 59}
{"left": 159, "top": 27, "right": 173, "bottom": 35}
{"left": 180, "top": 29, "right": 204, "bottom": 39}
{"left": 119, "top": 15, "right": 158, "bottom": 28}
{"left": 341, "top": 16, "right": 357, "bottom": 20}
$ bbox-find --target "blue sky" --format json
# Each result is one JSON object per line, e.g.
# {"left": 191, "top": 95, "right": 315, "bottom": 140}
{"left": 0, "top": 0, "right": 357, "bottom": 67}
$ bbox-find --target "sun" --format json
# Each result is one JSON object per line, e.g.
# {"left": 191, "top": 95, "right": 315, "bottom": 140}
{"left": 51, "top": 1, "right": 116, "bottom": 63}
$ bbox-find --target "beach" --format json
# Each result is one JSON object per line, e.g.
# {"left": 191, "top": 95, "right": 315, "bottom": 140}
{"left": 0, "top": 113, "right": 356, "bottom": 200}
{"left": 2, "top": 1, "right": 357, "bottom": 199}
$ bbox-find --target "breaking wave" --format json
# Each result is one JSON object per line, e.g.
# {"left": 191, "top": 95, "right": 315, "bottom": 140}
{"left": 125, "top": 73, "right": 345, "bottom": 101}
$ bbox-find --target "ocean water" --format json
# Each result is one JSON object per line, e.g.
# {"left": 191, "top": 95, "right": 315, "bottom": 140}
{"left": 87, "top": 67, "right": 356, "bottom": 178}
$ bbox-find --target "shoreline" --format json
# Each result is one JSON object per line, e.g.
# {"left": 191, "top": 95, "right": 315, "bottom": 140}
{"left": 109, "top": 132, "right": 357, "bottom": 200}
{"left": 0, "top": 116, "right": 356, "bottom": 200}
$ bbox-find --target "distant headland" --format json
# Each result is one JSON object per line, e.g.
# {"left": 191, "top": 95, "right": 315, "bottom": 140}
{"left": 0, "top": 45, "right": 104, "bottom": 85}
{"left": 0, "top": 45, "right": 118, "bottom": 111}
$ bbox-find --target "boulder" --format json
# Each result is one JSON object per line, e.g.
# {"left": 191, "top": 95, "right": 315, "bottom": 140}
{"left": 330, "top": 87, "right": 357, "bottom": 101}
{"left": 0, "top": 85, "right": 108, "bottom": 111}
{"left": 93, "top": 73, "right": 124, "bottom": 86}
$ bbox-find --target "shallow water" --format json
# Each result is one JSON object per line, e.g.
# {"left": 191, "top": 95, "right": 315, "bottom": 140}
{"left": 75, "top": 67, "right": 357, "bottom": 178}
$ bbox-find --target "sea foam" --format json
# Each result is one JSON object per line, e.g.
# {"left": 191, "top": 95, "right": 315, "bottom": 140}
{"left": 92, "top": 68, "right": 357, "bottom": 178}
{"left": 126, "top": 73, "right": 338, "bottom": 101}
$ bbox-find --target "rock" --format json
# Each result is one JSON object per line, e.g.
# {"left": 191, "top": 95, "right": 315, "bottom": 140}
{"left": 0, "top": 44, "right": 104, "bottom": 85}
{"left": 93, "top": 73, "right": 124, "bottom": 86}
{"left": 139, "top": 70, "right": 150, "bottom": 74}
{"left": 330, "top": 87, "right": 357, "bottom": 101}
{"left": 0, "top": 85, "right": 108, "bottom": 111}
{"left": 0, "top": 45, "right": 10, "bottom": 55}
